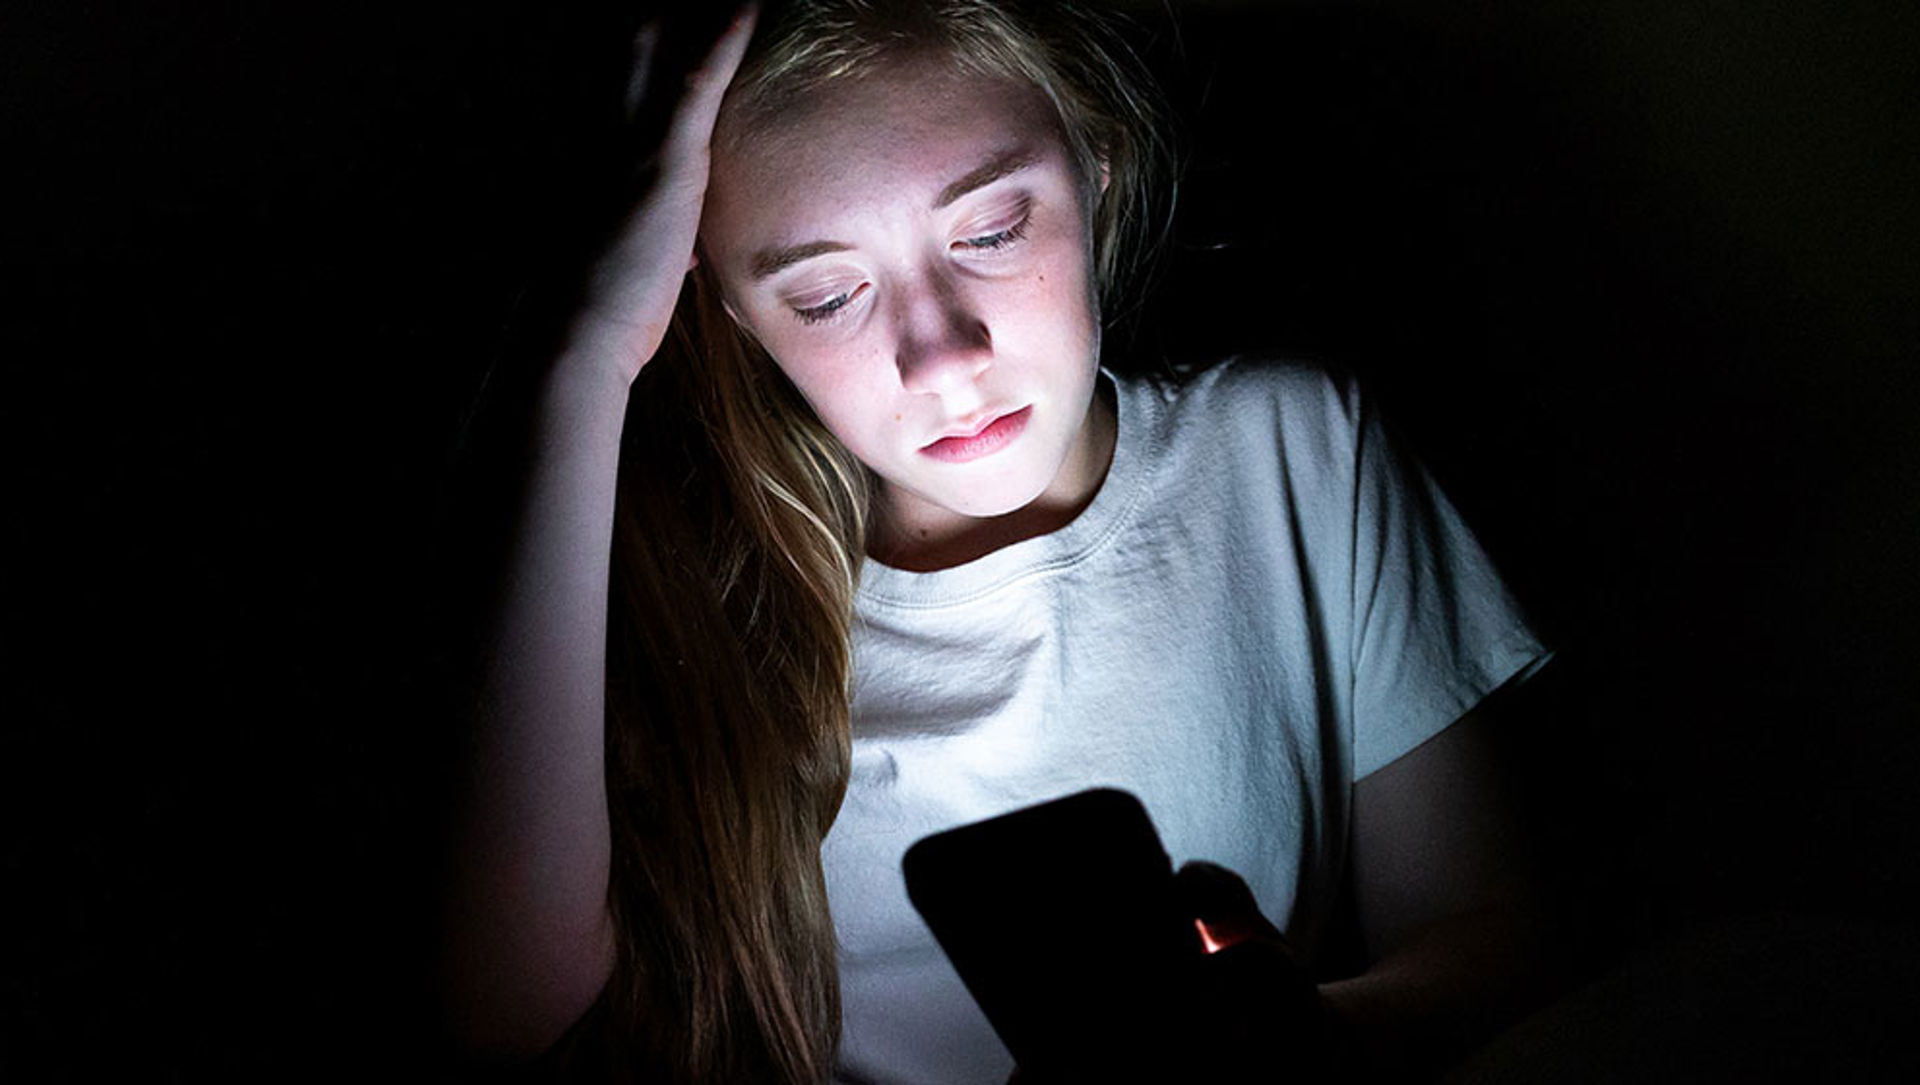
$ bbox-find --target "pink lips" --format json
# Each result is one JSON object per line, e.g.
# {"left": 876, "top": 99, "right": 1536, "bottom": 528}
{"left": 921, "top": 405, "right": 1032, "bottom": 463}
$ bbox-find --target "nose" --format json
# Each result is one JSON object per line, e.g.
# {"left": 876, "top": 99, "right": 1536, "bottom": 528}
{"left": 891, "top": 265, "right": 992, "bottom": 397}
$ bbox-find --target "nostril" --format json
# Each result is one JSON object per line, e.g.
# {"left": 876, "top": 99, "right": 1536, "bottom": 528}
{"left": 896, "top": 320, "right": 992, "bottom": 391}
{"left": 898, "top": 341, "right": 992, "bottom": 390}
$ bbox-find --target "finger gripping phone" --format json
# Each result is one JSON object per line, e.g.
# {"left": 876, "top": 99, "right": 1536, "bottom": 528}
{"left": 901, "top": 788, "right": 1203, "bottom": 1080}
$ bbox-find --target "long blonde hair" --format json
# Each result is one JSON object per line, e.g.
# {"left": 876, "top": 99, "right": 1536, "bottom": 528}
{"left": 600, "top": 2, "right": 1172, "bottom": 1079}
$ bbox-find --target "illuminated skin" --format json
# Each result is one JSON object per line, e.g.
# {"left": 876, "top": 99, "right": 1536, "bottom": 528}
{"left": 701, "top": 54, "right": 1114, "bottom": 569}
{"left": 697, "top": 39, "right": 1544, "bottom": 1084}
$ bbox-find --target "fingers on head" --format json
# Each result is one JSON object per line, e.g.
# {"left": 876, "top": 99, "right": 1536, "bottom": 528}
{"left": 625, "top": 21, "right": 662, "bottom": 120}
{"left": 664, "top": 5, "right": 758, "bottom": 157}
{"left": 687, "top": 5, "right": 757, "bottom": 106}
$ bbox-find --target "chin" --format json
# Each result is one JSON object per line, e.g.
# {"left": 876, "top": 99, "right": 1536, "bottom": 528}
{"left": 958, "top": 484, "right": 1052, "bottom": 521}
{"left": 926, "top": 450, "right": 1066, "bottom": 520}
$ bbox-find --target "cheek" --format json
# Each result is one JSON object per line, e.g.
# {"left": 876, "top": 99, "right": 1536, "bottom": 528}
{"left": 1027, "top": 215, "right": 1101, "bottom": 334}
{"left": 765, "top": 342, "right": 898, "bottom": 449}
{"left": 999, "top": 251, "right": 1099, "bottom": 354}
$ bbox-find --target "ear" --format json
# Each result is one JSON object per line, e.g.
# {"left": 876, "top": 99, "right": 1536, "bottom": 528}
{"left": 1081, "top": 155, "right": 1111, "bottom": 217}
{"left": 701, "top": 258, "right": 744, "bottom": 327}
{"left": 720, "top": 294, "right": 771, "bottom": 355}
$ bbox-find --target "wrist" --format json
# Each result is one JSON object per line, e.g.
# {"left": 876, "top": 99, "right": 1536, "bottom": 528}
{"left": 538, "top": 344, "right": 636, "bottom": 449}
{"left": 557, "top": 309, "right": 667, "bottom": 393}
{"left": 551, "top": 322, "right": 640, "bottom": 393}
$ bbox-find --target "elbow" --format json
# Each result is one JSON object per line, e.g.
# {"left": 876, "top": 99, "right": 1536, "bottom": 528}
{"left": 435, "top": 925, "right": 616, "bottom": 1065}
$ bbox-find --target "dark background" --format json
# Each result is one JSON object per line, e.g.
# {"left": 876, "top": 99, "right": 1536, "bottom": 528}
{"left": 7, "top": 0, "right": 1917, "bottom": 1076}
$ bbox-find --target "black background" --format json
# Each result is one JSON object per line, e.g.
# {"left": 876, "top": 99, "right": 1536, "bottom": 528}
{"left": 7, "top": 0, "right": 1918, "bottom": 1076}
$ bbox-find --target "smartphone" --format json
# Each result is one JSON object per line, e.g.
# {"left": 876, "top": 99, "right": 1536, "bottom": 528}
{"left": 901, "top": 788, "right": 1204, "bottom": 1079}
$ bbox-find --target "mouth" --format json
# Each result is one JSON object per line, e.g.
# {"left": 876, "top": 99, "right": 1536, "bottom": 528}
{"left": 920, "top": 405, "right": 1032, "bottom": 464}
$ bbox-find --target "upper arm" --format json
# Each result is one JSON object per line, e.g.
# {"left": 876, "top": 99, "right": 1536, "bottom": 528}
{"left": 1349, "top": 704, "right": 1531, "bottom": 958}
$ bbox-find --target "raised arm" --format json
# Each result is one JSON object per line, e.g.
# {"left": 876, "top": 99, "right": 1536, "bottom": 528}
{"left": 439, "top": 7, "right": 755, "bottom": 1059}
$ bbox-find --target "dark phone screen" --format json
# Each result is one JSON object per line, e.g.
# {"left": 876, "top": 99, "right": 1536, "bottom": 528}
{"left": 902, "top": 788, "right": 1203, "bottom": 1077}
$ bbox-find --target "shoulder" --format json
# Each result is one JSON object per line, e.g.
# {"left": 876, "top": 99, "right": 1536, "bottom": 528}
{"left": 1116, "top": 354, "right": 1368, "bottom": 459}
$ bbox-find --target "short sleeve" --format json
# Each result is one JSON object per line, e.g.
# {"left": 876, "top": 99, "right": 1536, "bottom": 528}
{"left": 1347, "top": 388, "right": 1551, "bottom": 780}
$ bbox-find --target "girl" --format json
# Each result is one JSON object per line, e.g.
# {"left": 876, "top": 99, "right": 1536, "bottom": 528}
{"left": 444, "top": 1, "right": 1554, "bottom": 1081}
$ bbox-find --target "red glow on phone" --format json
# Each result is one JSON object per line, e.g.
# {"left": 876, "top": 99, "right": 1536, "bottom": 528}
{"left": 1196, "top": 917, "right": 1228, "bottom": 955}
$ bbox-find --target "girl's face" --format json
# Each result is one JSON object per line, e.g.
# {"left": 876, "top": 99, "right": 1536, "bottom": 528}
{"left": 702, "top": 55, "right": 1109, "bottom": 555}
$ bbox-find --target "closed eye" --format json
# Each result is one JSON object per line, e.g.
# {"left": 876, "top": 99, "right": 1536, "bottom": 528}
{"left": 957, "top": 209, "right": 1033, "bottom": 252}
{"left": 792, "top": 283, "right": 866, "bottom": 325}
{"left": 789, "top": 207, "right": 1032, "bottom": 325}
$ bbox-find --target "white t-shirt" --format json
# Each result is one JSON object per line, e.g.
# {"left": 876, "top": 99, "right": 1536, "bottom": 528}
{"left": 824, "top": 358, "right": 1550, "bottom": 1084}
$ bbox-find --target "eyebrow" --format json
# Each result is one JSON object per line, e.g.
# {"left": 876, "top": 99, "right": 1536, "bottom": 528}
{"left": 933, "top": 146, "right": 1040, "bottom": 211}
{"left": 748, "top": 146, "right": 1041, "bottom": 281}
{"left": 749, "top": 239, "right": 852, "bottom": 281}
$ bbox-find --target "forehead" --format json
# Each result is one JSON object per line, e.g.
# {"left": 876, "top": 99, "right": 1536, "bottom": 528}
{"left": 705, "top": 56, "right": 1070, "bottom": 250}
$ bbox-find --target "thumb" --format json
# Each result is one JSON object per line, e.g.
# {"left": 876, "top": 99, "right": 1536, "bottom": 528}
{"left": 1175, "top": 860, "right": 1287, "bottom": 954}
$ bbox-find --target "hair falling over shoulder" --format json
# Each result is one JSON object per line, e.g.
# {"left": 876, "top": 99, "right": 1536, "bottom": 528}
{"left": 601, "top": 258, "right": 864, "bottom": 1083}
{"left": 596, "top": 2, "right": 1173, "bottom": 1079}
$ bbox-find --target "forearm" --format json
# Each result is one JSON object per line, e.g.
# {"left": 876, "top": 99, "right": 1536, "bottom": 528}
{"left": 1318, "top": 893, "right": 1551, "bottom": 1079}
{"left": 439, "top": 6, "right": 757, "bottom": 1056}
{"left": 443, "top": 342, "right": 634, "bottom": 1055}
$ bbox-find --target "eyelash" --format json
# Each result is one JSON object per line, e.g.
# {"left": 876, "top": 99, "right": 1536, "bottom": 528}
{"left": 959, "top": 212, "right": 1033, "bottom": 252}
{"left": 794, "top": 289, "right": 859, "bottom": 325}
{"left": 790, "top": 211, "right": 1034, "bottom": 326}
